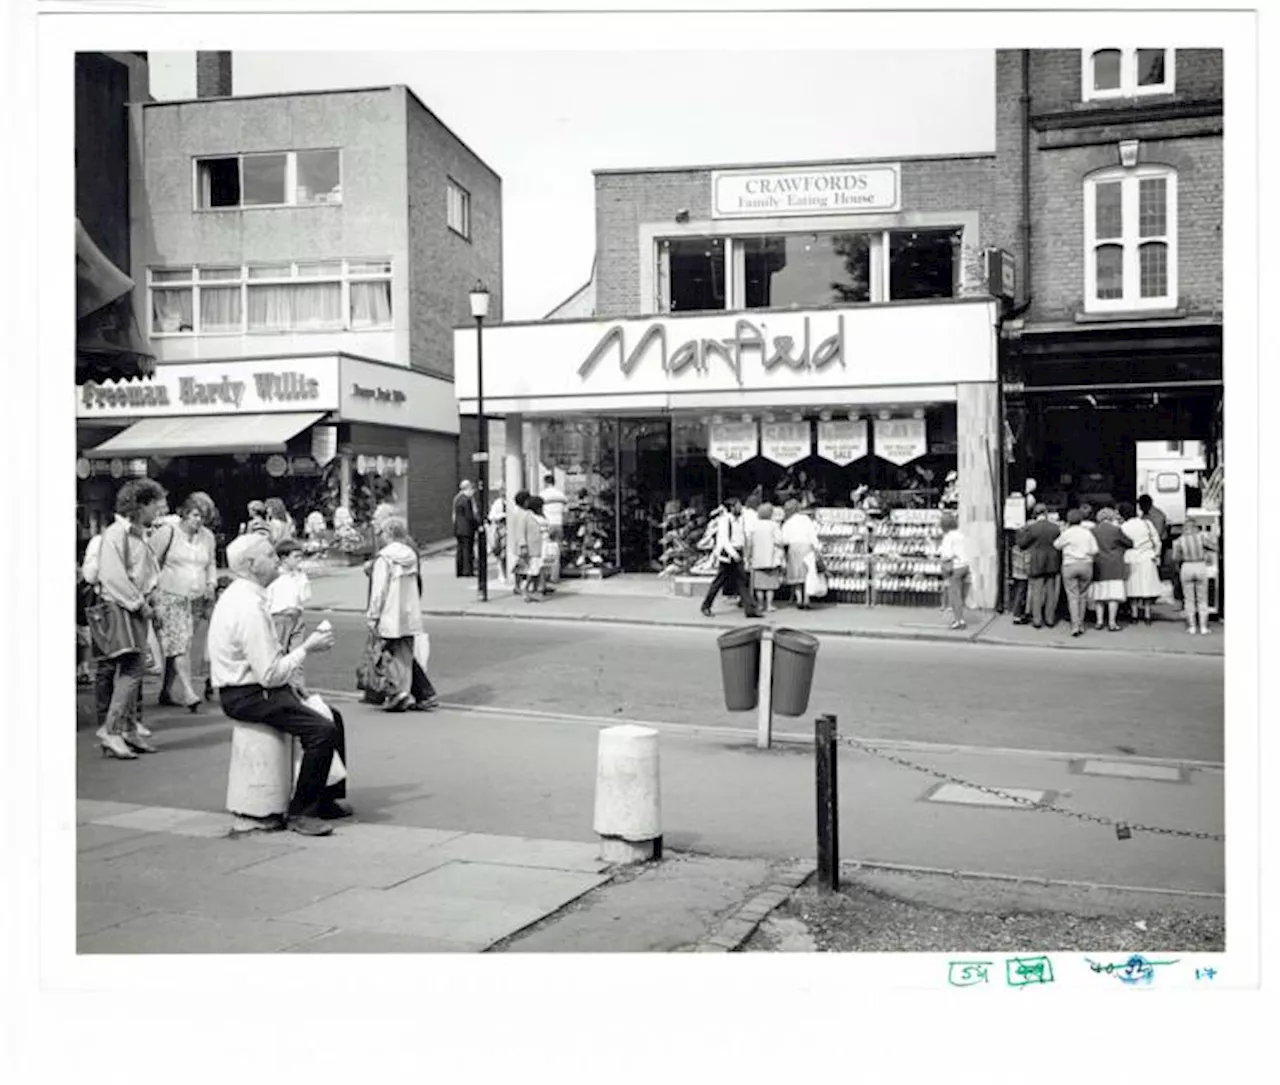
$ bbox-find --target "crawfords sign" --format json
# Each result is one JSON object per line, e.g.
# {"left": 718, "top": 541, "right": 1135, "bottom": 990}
{"left": 577, "top": 314, "right": 847, "bottom": 388}
{"left": 712, "top": 163, "right": 900, "bottom": 219}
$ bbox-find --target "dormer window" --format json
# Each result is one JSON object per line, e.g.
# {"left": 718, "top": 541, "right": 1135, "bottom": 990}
{"left": 1083, "top": 49, "right": 1174, "bottom": 100}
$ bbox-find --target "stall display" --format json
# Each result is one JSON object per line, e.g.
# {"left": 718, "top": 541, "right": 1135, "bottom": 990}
{"left": 814, "top": 507, "right": 871, "bottom": 604}
{"left": 656, "top": 504, "right": 716, "bottom": 578}
{"left": 561, "top": 481, "right": 619, "bottom": 578}
{"left": 870, "top": 508, "right": 946, "bottom": 606}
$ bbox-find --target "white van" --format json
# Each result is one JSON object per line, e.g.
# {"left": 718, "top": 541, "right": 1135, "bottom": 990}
{"left": 1136, "top": 441, "right": 1206, "bottom": 533}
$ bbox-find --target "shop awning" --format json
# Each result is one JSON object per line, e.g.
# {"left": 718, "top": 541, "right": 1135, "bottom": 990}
{"left": 86, "top": 412, "right": 325, "bottom": 458}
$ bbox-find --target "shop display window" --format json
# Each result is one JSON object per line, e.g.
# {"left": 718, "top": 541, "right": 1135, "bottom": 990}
{"left": 741, "top": 232, "right": 872, "bottom": 309}
{"left": 538, "top": 419, "right": 620, "bottom": 574}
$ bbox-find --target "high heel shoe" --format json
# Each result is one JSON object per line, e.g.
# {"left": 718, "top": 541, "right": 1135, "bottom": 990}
{"left": 100, "top": 735, "right": 138, "bottom": 760}
{"left": 123, "top": 733, "right": 157, "bottom": 754}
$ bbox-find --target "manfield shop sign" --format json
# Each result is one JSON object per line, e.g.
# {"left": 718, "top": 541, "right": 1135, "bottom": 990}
{"left": 75, "top": 358, "right": 341, "bottom": 418}
{"left": 712, "top": 163, "right": 900, "bottom": 219}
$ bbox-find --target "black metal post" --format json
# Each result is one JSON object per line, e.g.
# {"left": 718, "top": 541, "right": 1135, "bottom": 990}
{"left": 476, "top": 315, "right": 488, "bottom": 603}
{"left": 815, "top": 713, "right": 839, "bottom": 891}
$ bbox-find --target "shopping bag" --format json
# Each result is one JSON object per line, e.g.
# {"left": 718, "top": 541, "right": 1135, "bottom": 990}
{"left": 803, "top": 552, "right": 829, "bottom": 599}
{"left": 293, "top": 746, "right": 347, "bottom": 787}
{"left": 413, "top": 632, "right": 431, "bottom": 673}
{"left": 302, "top": 692, "right": 334, "bottom": 722}
{"left": 85, "top": 600, "right": 143, "bottom": 658}
{"left": 144, "top": 623, "right": 164, "bottom": 677}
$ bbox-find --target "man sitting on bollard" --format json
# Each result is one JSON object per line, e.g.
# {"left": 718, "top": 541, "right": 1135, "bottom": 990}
{"left": 208, "top": 534, "right": 349, "bottom": 837}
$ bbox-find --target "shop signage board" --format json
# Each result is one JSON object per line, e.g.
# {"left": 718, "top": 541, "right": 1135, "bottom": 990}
{"left": 816, "top": 420, "right": 868, "bottom": 466}
{"left": 760, "top": 421, "right": 811, "bottom": 467}
{"left": 454, "top": 300, "right": 998, "bottom": 405}
{"left": 311, "top": 425, "right": 339, "bottom": 467}
{"left": 707, "top": 422, "right": 759, "bottom": 467}
{"left": 75, "top": 357, "right": 340, "bottom": 418}
{"left": 874, "top": 418, "right": 928, "bottom": 465}
{"left": 340, "top": 356, "right": 459, "bottom": 436}
{"left": 711, "top": 163, "right": 901, "bottom": 219}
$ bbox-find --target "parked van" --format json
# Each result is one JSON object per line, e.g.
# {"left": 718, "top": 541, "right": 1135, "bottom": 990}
{"left": 1136, "top": 441, "right": 1205, "bottom": 534}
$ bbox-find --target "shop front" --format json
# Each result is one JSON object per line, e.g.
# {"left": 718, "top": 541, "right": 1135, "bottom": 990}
{"left": 456, "top": 296, "right": 1003, "bottom": 608}
{"left": 75, "top": 353, "right": 459, "bottom": 554}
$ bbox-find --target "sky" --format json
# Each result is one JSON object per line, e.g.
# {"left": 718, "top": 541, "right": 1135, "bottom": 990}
{"left": 149, "top": 50, "right": 995, "bottom": 321}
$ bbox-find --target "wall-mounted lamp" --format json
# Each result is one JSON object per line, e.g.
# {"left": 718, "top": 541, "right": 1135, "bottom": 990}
{"left": 912, "top": 408, "right": 925, "bottom": 420}
{"left": 1118, "top": 139, "right": 1140, "bottom": 168}
{"left": 877, "top": 409, "right": 892, "bottom": 421}
{"left": 847, "top": 411, "right": 859, "bottom": 422}
{"left": 674, "top": 209, "right": 690, "bottom": 224}
{"left": 711, "top": 414, "right": 723, "bottom": 425}
{"left": 741, "top": 413, "right": 753, "bottom": 424}
{"left": 762, "top": 412, "right": 775, "bottom": 424}
{"left": 791, "top": 412, "right": 804, "bottom": 423}
{"left": 818, "top": 410, "right": 833, "bottom": 423}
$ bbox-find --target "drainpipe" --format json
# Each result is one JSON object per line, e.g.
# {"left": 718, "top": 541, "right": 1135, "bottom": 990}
{"left": 1020, "top": 49, "right": 1032, "bottom": 307}
{"left": 995, "top": 296, "right": 1033, "bottom": 613}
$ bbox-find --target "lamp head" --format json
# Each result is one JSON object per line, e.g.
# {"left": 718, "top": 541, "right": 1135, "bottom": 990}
{"left": 469, "top": 280, "right": 491, "bottom": 320}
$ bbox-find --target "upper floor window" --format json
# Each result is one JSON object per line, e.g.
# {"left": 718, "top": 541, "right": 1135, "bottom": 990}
{"left": 446, "top": 179, "right": 471, "bottom": 239}
{"left": 658, "top": 227, "right": 960, "bottom": 314}
{"left": 1084, "top": 166, "right": 1178, "bottom": 312}
{"left": 195, "top": 149, "right": 342, "bottom": 210}
{"left": 148, "top": 257, "right": 391, "bottom": 337}
{"left": 1083, "top": 49, "right": 1174, "bottom": 100}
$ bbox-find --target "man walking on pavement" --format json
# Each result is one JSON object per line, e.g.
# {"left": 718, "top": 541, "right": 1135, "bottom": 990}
{"left": 452, "top": 479, "right": 479, "bottom": 578}
{"left": 208, "top": 535, "right": 347, "bottom": 836}
{"left": 701, "top": 498, "right": 746, "bottom": 617}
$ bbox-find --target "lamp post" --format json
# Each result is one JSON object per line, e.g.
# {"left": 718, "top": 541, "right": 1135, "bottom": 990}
{"left": 469, "top": 281, "right": 491, "bottom": 603}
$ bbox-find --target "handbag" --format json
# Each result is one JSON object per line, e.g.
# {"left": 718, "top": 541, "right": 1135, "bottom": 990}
{"left": 356, "top": 630, "right": 407, "bottom": 700}
{"left": 413, "top": 631, "right": 431, "bottom": 673}
{"left": 803, "top": 551, "right": 829, "bottom": 599}
{"left": 85, "top": 599, "right": 143, "bottom": 658}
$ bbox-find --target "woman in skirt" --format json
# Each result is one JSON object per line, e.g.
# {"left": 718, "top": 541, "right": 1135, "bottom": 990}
{"left": 1090, "top": 507, "right": 1131, "bottom": 631}
{"left": 1119, "top": 500, "right": 1162, "bottom": 625}
{"left": 745, "top": 501, "right": 785, "bottom": 614}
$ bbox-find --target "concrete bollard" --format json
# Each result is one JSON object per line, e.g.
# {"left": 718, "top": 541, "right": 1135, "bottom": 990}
{"left": 226, "top": 722, "right": 294, "bottom": 833}
{"left": 593, "top": 724, "right": 662, "bottom": 864}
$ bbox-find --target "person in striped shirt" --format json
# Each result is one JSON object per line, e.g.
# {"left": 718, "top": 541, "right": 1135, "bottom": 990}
{"left": 1172, "top": 520, "right": 1217, "bottom": 635}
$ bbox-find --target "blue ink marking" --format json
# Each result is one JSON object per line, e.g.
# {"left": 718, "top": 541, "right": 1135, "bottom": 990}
{"left": 948, "top": 961, "right": 994, "bottom": 987}
{"left": 1196, "top": 967, "right": 1217, "bottom": 981}
{"left": 1006, "top": 956, "right": 1054, "bottom": 987}
{"left": 1085, "top": 954, "right": 1180, "bottom": 985}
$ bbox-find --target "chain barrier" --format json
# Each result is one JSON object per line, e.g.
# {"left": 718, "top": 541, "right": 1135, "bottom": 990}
{"left": 837, "top": 734, "right": 1224, "bottom": 842}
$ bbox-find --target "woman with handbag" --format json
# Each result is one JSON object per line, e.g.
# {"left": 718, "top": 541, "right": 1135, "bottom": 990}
{"left": 149, "top": 494, "right": 218, "bottom": 712}
{"left": 745, "top": 502, "right": 785, "bottom": 614}
{"left": 780, "top": 499, "right": 820, "bottom": 609}
{"left": 518, "top": 495, "right": 547, "bottom": 603}
{"left": 88, "top": 479, "right": 167, "bottom": 759}
{"left": 365, "top": 517, "right": 425, "bottom": 712}
{"left": 1120, "top": 500, "right": 1163, "bottom": 626}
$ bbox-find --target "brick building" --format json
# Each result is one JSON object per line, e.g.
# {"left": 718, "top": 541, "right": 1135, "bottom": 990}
{"left": 457, "top": 155, "right": 1008, "bottom": 608}
{"left": 77, "top": 58, "right": 502, "bottom": 549}
{"left": 994, "top": 48, "right": 1223, "bottom": 517}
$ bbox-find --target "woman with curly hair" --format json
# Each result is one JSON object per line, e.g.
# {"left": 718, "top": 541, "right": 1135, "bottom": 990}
{"left": 150, "top": 493, "right": 218, "bottom": 711}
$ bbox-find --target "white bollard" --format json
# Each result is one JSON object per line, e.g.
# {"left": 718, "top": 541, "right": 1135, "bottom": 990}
{"left": 593, "top": 724, "right": 662, "bottom": 864}
{"left": 226, "top": 722, "right": 293, "bottom": 833}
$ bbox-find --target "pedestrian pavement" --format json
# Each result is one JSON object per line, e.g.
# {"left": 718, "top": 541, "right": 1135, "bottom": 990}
{"left": 302, "top": 550, "right": 1224, "bottom": 657}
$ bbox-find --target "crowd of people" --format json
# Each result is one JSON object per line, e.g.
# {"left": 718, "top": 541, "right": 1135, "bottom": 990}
{"left": 1010, "top": 494, "right": 1214, "bottom": 636}
{"left": 453, "top": 474, "right": 565, "bottom": 603}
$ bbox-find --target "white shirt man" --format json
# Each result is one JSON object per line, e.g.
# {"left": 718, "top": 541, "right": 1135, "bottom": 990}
{"left": 539, "top": 475, "right": 568, "bottom": 533}
{"left": 208, "top": 534, "right": 344, "bottom": 835}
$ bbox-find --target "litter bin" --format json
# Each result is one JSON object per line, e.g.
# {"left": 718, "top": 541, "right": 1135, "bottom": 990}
{"left": 770, "top": 628, "right": 821, "bottom": 717}
{"left": 717, "top": 625, "right": 765, "bottom": 711}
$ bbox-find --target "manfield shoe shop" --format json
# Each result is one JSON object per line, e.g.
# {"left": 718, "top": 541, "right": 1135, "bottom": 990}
{"left": 75, "top": 353, "right": 459, "bottom": 548}
{"left": 456, "top": 158, "right": 1010, "bottom": 608}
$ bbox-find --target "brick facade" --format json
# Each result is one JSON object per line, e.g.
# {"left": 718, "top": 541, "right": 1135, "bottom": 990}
{"left": 405, "top": 92, "right": 503, "bottom": 379}
{"left": 594, "top": 157, "right": 1001, "bottom": 318}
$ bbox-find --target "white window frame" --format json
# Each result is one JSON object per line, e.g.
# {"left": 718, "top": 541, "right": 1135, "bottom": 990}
{"left": 1083, "top": 165, "right": 1178, "bottom": 313}
{"left": 1082, "top": 48, "right": 1175, "bottom": 101}
{"left": 446, "top": 178, "right": 471, "bottom": 240}
{"left": 192, "top": 149, "right": 343, "bottom": 211}
{"left": 147, "top": 257, "right": 392, "bottom": 337}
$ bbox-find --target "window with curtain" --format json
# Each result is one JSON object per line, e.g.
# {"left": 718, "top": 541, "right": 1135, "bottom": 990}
{"left": 1083, "top": 48, "right": 1174, "bottom": 100}
{"left": 149, "top": 259, "right": 392, "bottom": 335}
{"left": 195, "top": 150, "right": 343, "bottom": 210}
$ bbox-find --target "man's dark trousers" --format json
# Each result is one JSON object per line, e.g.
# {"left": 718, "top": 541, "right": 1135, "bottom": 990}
{"left": 455, "top": 534, "right": 476, "bottom": 577}
{"left": 219, "top": 685, "right": 347, "bottom": 814}
{"left": 703, "top": 559, "right": 743, "bottom": 611}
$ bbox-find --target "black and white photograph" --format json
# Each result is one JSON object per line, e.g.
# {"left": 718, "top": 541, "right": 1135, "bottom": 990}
{"left": 6, "top": 0, "right": 1271, "bottom": 1080}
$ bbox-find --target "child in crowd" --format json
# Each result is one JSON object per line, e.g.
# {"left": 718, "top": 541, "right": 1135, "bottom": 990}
{"left": 267, "top": 539, "right": 312, "bottom": 652}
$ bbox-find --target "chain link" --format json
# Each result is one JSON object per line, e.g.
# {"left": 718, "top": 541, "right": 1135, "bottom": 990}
{"left": 836, "top": 735, "right": 1225, "bottom": 842}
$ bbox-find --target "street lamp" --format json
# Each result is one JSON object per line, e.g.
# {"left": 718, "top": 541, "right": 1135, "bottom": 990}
{"left": 469, "top": 280, "right": 491, "bottom": 603}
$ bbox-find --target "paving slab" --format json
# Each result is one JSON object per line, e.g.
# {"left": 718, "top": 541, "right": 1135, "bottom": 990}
{"left": 76, "top": 800, "right": 146, "bottom": 824}
{"left": 77, "top": 900, "right": 158, "bottom": 938}
{"left": 92, "top": 806, "right": 225, "bottom": 834}
{"left": 498, "top": 855, "right": 774, "bottom": 953}
{"left": 284, "top": 822, "right": 467, "bottom": 855}
{"left": 163, "top": 811, "right": 242, "bottom": 838}
{"left": 76, "top": 823, "right": 164, "bottom": 856}
{"left": 283, "top": 929, "right": 486, "bottom": 954}
{"left": 234, "top": 846, "right": 456, "bottom": 890}
{"left": 427, "top": 832, "right": 610, "bottom": 872}
{"left": 77, "top": 912, "right": 331, "bottom": 954}
{"left": 275, "top": 886, "right": 547, "bottom": 946}
{"left": 83, "top": 834, "right": 304, "bottom": 879}
{"left": 394, "top": 861, "right": 610, "bottom": 911}
{"left": 78, "top": 863, "right": 350, "bottom": 922}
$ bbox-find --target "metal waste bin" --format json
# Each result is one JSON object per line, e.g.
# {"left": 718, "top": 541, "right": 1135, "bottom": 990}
{"left": 770, "top": 628, "right": 821, "bottom": 717}
{"left": 717, "top": 625, "right": 765, "bottom": 711}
